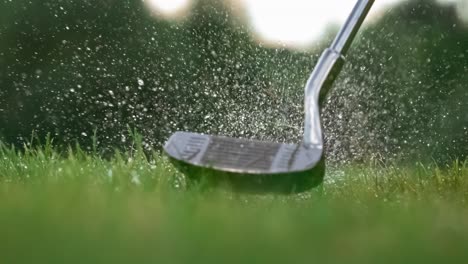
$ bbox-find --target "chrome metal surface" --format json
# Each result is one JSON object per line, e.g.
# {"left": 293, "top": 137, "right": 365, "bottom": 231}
{"left": 303, "top": 48, "right": 344, "bottom": 147}
{"left": 302, "top": 0, "right": 374, "bottom": 148}
{"left": 164, "top": 132, "right": 323, "bottom": 174}
{"left": 331, "top": 0, "right": 375, "bottom": 55}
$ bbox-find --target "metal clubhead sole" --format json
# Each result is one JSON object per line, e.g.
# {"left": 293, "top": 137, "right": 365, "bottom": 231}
{"left": 163, "top": 132, "right": 325, "bottom": 193}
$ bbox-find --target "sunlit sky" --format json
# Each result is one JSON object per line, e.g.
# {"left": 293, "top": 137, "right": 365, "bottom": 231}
{"left": 143, "top": 0, "right": 465, "bottom": 48}
{"left": 239, "top": 0, "right": 403, "bottom": 47}
{"left": 143, "top": 0, "right": 192, "bottom": 18}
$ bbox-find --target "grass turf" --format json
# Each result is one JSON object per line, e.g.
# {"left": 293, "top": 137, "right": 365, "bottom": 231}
{"left": 1, "top": 140, "right": 468, "bottom": 264}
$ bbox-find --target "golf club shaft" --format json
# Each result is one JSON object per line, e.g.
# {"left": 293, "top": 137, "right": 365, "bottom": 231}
{"left": 331, "top": 0, "right": 375, "bottom": 55}
{"left": 303, "top": 0, "right": 374, "bottom": 148}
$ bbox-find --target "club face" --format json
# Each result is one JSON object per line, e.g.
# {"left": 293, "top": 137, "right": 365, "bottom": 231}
{"left": 163, "top": 132, "right": 325, "bottom": 193}
{"left": 164, "top": 132, "right": 323, "bottom": 174}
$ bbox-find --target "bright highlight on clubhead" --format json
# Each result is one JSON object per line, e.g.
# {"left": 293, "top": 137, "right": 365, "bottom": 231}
{"left": 164, "top": 0, "right": 375, "bottom": 193}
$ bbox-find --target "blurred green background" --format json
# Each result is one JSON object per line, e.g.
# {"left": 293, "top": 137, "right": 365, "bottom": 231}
{"left": 0, "top": 0, "right": 467, "bottom": 163}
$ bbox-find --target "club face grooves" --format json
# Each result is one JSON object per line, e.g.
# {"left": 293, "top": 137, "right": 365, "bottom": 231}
{"left": 201, "top": 136, "right": 282, "bottom": 172}
{"left": 164, "top": 132, "right": 323, "bottom": 173}
{"left": 163, "top": 132, "right": 325, "bottom": 193}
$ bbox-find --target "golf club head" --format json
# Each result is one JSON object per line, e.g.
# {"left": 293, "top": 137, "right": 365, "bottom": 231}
{"left": 164, "top": 132, "right": 325, "bottom": 193}
{"left": 162, "top": 0, "right": 374, "bottom": 193}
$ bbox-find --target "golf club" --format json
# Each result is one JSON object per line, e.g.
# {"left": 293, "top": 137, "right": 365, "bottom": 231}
{"left": 164, "top": 0, "right": 375, "bottom": 193}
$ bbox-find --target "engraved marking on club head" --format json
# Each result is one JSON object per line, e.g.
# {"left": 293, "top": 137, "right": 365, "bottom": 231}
{"left": 275, "top": 145, "right": 296, "bottom": 170}
{"left": 180, "top": 136, "right": 207, "bottom": 161}
{"left": 167, "top": 141, "right": 183, "bottom": 157}
{"left": 287, "top": 144, "right": 302, "bottom": 170}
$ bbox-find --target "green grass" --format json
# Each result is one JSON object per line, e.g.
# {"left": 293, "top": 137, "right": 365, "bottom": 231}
{"left": 1, "top": 140, "right": 468, "bottom": 264}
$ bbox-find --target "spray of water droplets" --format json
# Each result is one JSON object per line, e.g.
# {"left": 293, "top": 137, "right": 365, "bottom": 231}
{"left": 0, "top": 0, "right": 466, "bottom": 164}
